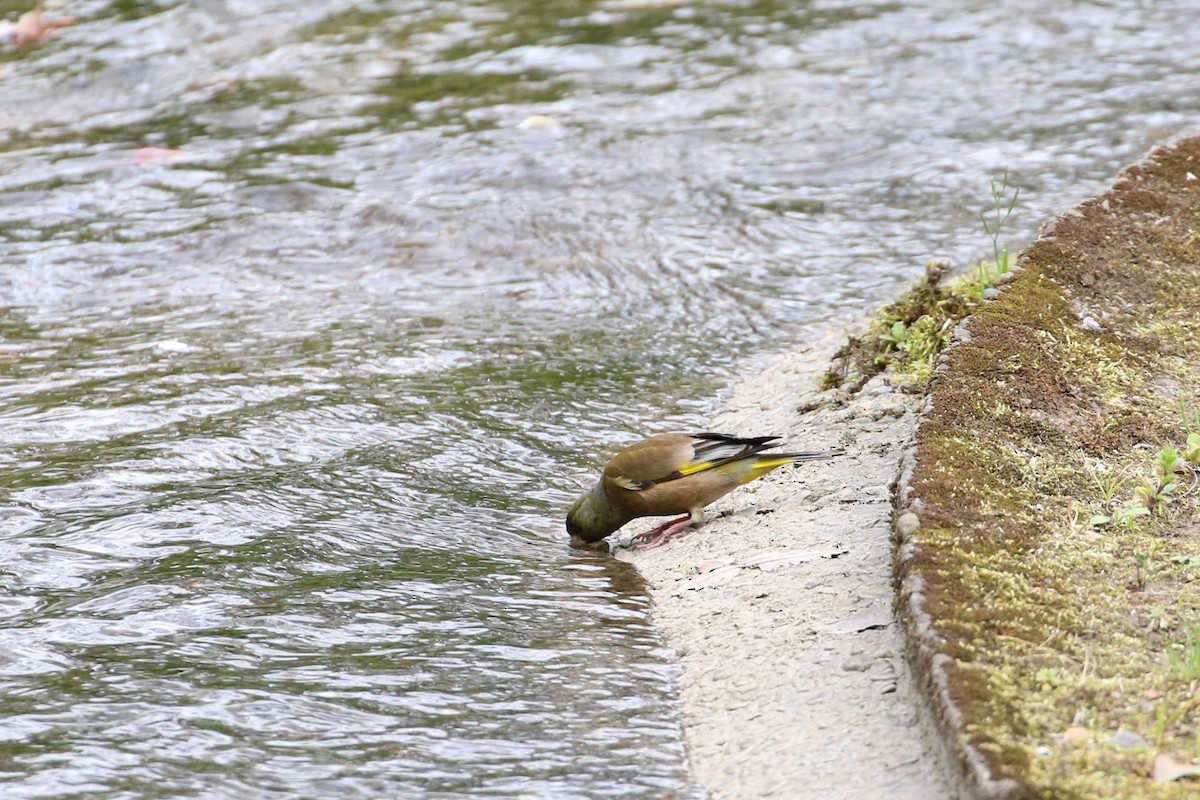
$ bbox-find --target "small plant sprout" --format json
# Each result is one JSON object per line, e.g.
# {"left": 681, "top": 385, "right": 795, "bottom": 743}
{"left": 967, "top": 168, "right": 1021, "bottom": 295}
{"left": 879, "top": 321, "right": 909, "bottom": 352}
{"left": 983, "top": 168, "right": 1020, "bottom": 270}
{"left": 1167, "top": 623, "right": 1200, "bottom": 680}
{"left": 1131, "top": 540, "right": 1160, "bottom": 590}
{"left": 1089, "top": 504, "right": 1150, "bottom": 531}
{"left": 1089, "top": 461, "right": 1126, "bottom": 507}
{"left": 1184, "top": 432, "right": 1200, "bottom": 466}
{"left": 1149, "top": 606, "right": 1170, "bottom": 632}
{"left": 1133, "top": 552, "right": 1149, "bottom": 590}
{"left": 1154, "top": 699, "right": 1171, "bottom": 744}
{"left": 1178, "top": 394, "right": 1200, "bottom": 436}
{"left": 1177, "top": 395, "right": 1200, "bottom": 465}
{"left": 1157, "top": 445, "right": 1183, "bottom": 479}
{"left": 1134, "top": 445, "right": 1183, "bottom": 514}
{"left": 1086, "top": 461, "right": 1143, "bottom": 530}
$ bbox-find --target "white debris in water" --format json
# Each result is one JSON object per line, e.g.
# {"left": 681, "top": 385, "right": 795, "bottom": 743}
{"left": 517, "top": 115, "right": 562, "bottom": 131}
{"left": 155, "top": 340, "right": 200, "bottom": 354}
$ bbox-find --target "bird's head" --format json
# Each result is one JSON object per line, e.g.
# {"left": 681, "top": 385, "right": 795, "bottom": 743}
{"left": 565, "top": 482, "right": 627, "bottom": 545}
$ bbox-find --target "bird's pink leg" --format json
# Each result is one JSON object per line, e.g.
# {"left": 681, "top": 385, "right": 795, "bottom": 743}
{"left": 628, "top": 515, "right": 695, "bottom": 550}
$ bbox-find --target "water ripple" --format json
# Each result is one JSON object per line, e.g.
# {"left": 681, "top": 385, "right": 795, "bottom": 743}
{"left": 2, "top": 0, "right": 1199, "bottom": 797}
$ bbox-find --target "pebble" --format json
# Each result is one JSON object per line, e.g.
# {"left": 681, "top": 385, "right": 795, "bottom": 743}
{"left": 870, "top": 661, "right": 898, "bottom": 693}
{"left": 1062, "top": 726, "right": 1090, "bottom": 744}
{"left": 1110, "top": 730, "right": 1147, "bottom": 749}
{"left": 517, "top": 115, "right": 561, "bottom": 130}
{"left": 896, "top": 511, "right": 921, "bottom": 536}
{"left": 842, "top": 654, "right": 874, "bottom": 672}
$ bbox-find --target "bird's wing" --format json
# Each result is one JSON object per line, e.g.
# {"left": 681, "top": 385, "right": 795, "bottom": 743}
{"left": 608, "top": 433, "right": 780, "bottom": 491}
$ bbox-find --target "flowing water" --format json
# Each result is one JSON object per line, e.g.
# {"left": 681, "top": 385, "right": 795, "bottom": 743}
{"left": 1, "top": 0, "right": 1198, "bottom": 797}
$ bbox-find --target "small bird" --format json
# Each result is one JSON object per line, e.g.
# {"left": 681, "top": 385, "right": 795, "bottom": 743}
{"left": 566, "top": 432, "right": 834, "bottom": 549}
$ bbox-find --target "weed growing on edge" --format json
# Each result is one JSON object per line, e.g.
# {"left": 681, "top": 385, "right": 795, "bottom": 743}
{"left": 823, "top": 171, "right": 1023, "bottom": 393}
{"left": 964, "top": 168, "right": 1020, "bottom": 300}
{"left": 982, "top": 168, "right": 1020, "bottom": 275}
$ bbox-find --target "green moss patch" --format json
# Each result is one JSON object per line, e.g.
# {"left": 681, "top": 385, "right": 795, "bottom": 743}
{"left": 898, "top": 137, "right": 1200, "bottom": 799}
{"left": 822, "top": 261, "right": 1002, "bottom": 393}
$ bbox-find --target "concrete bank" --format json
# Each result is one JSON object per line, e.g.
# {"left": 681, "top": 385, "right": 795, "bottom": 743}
{"left": 621, "top": 136, "right": 1200, "bottom": 799}
{"left": 897, "top": 136, "right": 1200, "bottom": 799}
{"left": 618, "top": 330, "right": 954, "bottom": 800}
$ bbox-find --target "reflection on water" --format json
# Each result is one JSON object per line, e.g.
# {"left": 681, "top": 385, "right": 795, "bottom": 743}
{"left": 2, "top": 0, "right": 1200, "bottom": 796}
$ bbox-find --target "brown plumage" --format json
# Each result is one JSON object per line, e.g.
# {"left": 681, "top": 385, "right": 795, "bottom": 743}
{"left": 566, "top": 432, "right": 834, "bottom": 549}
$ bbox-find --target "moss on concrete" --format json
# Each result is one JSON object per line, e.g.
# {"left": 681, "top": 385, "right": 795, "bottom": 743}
{"left": 823, "top": 261, "right": 1001, "bottom": 393}
{"left": 897, "top": 137, "right": 1200, "bottom": 799}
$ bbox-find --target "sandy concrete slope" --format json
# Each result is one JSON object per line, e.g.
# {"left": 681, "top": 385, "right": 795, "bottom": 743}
{"left": 618, "top": 331, "right": 955, "bottom": 800}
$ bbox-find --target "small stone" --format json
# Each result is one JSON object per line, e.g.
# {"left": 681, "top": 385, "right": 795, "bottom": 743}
{"left": 517, "top": 115, "right": 561, "bottom": 130}
{"left": 896, "top": 511, "right": 921, "bottom": 537}
{"left": 869, "top": 661, "right": 898, "bottom": 694}
{"left": 1063, "top": 726, "right": 1091, "bottom": 744}
{"left": 862, "top": 379, "right": 892, "bottom": 397}
{"left": 842, "top": 654, "right": 873, "bottom": 672}
{"left": 1110, "top": 730, "right": 1147, "bottom": 749}
{"left": 1080, "top": 315, "right": 1107, "bottom": 334}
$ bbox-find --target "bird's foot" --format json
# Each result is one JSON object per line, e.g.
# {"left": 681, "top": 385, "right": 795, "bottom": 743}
{"left": 627, "top": 516, "right": 694, "bottom": 550}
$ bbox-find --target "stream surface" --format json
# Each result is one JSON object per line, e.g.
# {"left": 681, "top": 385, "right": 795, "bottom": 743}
{"left": 1, "top": 1, "right": 1198, "bottom": 797}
